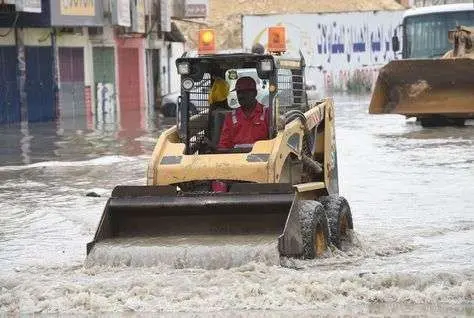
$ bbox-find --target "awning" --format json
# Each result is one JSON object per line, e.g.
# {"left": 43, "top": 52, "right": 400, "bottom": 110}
{"left": 164, "top": 22, "right": 186, "bottom": 43}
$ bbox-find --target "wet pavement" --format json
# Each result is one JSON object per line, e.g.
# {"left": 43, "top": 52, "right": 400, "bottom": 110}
{"left": 0, "top": 94, "right": 473, "bottom": 315}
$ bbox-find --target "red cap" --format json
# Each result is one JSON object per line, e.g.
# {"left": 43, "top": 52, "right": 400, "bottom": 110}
{"left": 232, "top": 76, "right": 257, "bottom": 91}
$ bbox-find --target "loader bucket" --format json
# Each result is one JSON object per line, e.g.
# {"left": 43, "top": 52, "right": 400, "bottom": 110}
{"left": 87, "top": 185, "right": 305, "bottom": 258}
{"left": 369, "top": 58, "right": 474, "bottom": 117}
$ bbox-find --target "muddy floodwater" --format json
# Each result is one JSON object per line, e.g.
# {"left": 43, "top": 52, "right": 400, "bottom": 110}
{"left": 0, "top": 95, "right": 473, "bottom": 315}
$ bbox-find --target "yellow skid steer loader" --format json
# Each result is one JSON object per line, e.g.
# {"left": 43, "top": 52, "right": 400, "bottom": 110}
{"left": 87, "top": 47, "right": 353, "bottom": 262}
{"left": 370, "top": 25, "right": 474, "bottom": 127}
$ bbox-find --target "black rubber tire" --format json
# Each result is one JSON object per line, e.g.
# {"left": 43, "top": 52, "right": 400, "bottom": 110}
{"left": 318, "top": 195, "right": 353, "bottom": 249}
{"left": 160, "top": 102, "right": 177, "bottom": 117}
{"left": 298, "top": 200, "right": 329, "bottom": 259}
{"left": 452, "top": 118, "right": 466, "bottom": 127}
{"left": 419, "top": 117, "right": 465, "bottom": 127}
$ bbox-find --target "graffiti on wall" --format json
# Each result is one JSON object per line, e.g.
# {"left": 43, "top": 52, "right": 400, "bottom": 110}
{"left": 96, "top": 83, "right": 116, "bottom": 126}
{"left": 243, "top": 11, "right": 404, "bottom": 93}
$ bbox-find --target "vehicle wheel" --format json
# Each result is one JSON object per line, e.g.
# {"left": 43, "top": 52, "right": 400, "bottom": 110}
{"left": 299, "top": 200, "right": 329, "bottom": 259}
{"left": 160, "top": 102, "right": 177, "bottom": 117}
{"left": 319, "top": 195, "right": 353, "bottom": 249}
{"left": 451, "top": 118, "right": 465, "bottom": 127}
{"left": 419, "top": 117, "right": 465, "bottom": 127}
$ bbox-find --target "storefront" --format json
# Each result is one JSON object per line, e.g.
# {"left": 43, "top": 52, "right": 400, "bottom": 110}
{"left": 0, "top": 45, "right": 19, "bottom": 123}
{"left": 51, "top": 0, "right": 102, "bottom": 129}
{"left": 26, "top": 45, "right": 55, "bottom": 122}
{"left": 115, "top": 0, "right": 146, "bottom": 143}
{"left": 92, "top": 45, "right": 116, "bottom": 126}
{"left": 57, "top": 46, "right": 86, "bottom": 127}
{"left": 116, "top": 36, "right": 145, "bottom": 137}
{"left": 0, "top": 0, "right": 102, "bottom": 124}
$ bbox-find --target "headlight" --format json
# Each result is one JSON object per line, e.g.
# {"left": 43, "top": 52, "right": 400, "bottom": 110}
{"left": 177, "top": 62, "right": 190, "bottom": 75}
{"left": 182, "top": 78, "right": 194, "bottom": 90}
{"left": 260, "top": 59, "right": 273, "bottom": 72}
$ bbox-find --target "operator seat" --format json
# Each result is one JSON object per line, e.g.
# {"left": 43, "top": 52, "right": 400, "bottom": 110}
{"left": 209, "top": 109, "right": 232, "bottom": 149}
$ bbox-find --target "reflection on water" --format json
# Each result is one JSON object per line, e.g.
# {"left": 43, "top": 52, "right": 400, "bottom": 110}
{"left": 378, "top": 124, "right": 474, "bottom": 142}
{"left": 0, "top": 105, "right": 173, "bottom": 166}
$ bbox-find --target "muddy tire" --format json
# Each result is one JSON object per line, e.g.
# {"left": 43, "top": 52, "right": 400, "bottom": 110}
{"left": 299, "top": 200, "right": 329, "bottom": 259}
{"left": 319, "top": 195, "right": 353, "bottom": 249}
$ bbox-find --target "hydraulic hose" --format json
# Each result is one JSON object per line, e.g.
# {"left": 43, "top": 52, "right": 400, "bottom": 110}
{"left": 282, "top": 110, "right": 322, "bottom": 176}
{"left": 283, "top": 110, "right": 314, "bottom": 155}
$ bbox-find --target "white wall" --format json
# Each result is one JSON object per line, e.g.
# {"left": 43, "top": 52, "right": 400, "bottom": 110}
{"left": 413, "top": 0, "right": 472, "bottom": 6}
{"left": 242, "top": 10, "right": 405, "bottom": 93}
{"left": 169, "top": 41, "right": 185, "bottom": 93}
{"left": 159, "top": 41, "right": 185, "bottom": 95}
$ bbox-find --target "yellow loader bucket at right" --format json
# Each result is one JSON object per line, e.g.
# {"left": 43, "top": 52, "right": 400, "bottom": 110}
{"left": 369, "top": 58, "right": 474, "bottom": 119}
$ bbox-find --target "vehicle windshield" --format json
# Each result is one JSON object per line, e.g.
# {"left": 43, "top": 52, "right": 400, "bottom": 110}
{"left": 404, "top": 10, "right": 474, "bottom": 58}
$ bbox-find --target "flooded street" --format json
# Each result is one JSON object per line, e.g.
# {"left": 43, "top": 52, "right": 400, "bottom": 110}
{"left": 0, "top": 95, "right": 473, "bottom": 315}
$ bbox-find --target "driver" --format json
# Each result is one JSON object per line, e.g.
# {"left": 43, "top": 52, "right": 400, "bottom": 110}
{"left": 217, "top": 76, "right": 269, "bottom": 150}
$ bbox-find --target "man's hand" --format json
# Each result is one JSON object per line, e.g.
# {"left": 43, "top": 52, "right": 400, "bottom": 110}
{"left": 196, "top": 136, "right": 216, "bottom": 153}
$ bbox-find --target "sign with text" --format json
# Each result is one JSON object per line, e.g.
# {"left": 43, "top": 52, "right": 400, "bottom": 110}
{"left": 15, "top": 0, "right": 42, "bottom": 13}
{"left": 131, "top": 0, "right": 145, "bottom": 33}
{"left": 113, "top": 0, "right": 131, "bottom": 27}
{"left": 185, "top": 0, "right": 207, "bottom": 18}
{"left": 173, "top": 0, "right": 208, "bottom": 19}
{"left": 51, "top": 0, "right": 102, "bottom": 26}
{"left": 60, "top": 0, "right": 95, "bottom": 16}
{"left": 160, "top": 0, "right": 171, "bottom": 32}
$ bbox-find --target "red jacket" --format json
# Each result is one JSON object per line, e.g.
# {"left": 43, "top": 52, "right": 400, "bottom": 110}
{"left": 217, "top": 102, "right": 269, "bottom": 149}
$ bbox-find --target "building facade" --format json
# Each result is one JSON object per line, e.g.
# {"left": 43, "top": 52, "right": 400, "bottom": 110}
{"left": 243, "top": 10, "right": 405, "bottom": 93}
{"left": 0, "top": 0, "right": 186, "bottom": 127}
{"left": 409, "top": 0, "right": 472, "bottom": 6}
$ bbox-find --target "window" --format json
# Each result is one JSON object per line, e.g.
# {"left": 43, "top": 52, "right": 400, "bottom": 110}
{"left": 404, "top": 10, "right": 474, "bottom": 58}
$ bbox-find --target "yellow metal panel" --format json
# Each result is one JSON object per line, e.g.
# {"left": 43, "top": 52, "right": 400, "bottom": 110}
{"left": 305, "top": 102, "right": 325, "bottom": 130}
{"left": 148, "top": 124, "right": 273, "bottom": 184}
{"left": 147, "top": 126, "right": 183, "bottom": 185}
{"left": 156, "top": 154, "right": 269, "bottom": 184}
{"left": 323, "top": 99, "right": 338, "bottom": 194}
{"left": 370, "top": 58, "right": 474, "bottom": 116}
{"left": 252, "top": 140, "right": 275, "bottom": 153}
{"left": 293, "top": 182, "right": 325, "bottom": 192}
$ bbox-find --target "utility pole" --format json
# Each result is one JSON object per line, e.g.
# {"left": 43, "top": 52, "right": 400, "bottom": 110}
{"left": 15, "top": 27, "right": 27, "bottom": 123}
{"left": 51, "top": 28, "right": 59, "bottom": 120}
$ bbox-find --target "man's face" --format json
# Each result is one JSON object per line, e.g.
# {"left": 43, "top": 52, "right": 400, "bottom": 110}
{"left": 237, "top": 89, "right": 258, "bottom": 110}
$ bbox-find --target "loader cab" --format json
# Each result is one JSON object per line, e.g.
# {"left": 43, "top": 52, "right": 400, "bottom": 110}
{"left": 399, "top": 3, "right": 474, "bottom": 59}
{"left": 175, "top": 52, "right": 308, "bottom": 155}
{"left": 226, "top": 69, "right": 270, "bottom": 108}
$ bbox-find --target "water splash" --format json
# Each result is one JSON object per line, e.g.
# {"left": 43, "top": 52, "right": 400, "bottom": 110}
{"left": 85, "top": 236, "right": 280, "bottom": 269}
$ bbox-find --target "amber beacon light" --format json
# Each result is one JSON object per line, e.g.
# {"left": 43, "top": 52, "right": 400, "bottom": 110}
{"left": 268, "top": 26, "right": 286, "bottom": 53}
{"left": 198, "top": 29, "right": 216, "bottom": 54}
